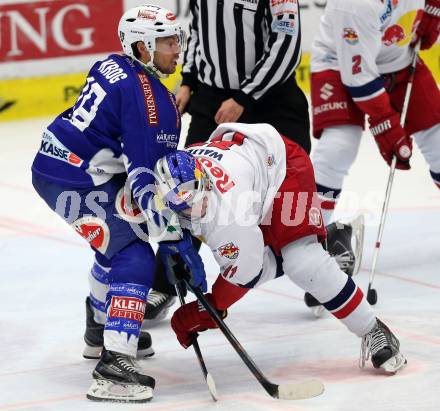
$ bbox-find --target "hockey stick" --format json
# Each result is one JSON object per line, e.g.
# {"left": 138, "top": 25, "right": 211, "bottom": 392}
{"left": 366, "top": 42, "right": 421, "bottom": 305}
{"left": 185, "top": 280, "right": 325, "bottom": 400}
{"left": 174, "top": 283, "right": 218, "bottom": 401}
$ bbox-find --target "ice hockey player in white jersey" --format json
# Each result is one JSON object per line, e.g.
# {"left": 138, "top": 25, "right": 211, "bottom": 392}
{"left": 154, "top": 122, "right": 407, "bottom": 374}
{"left": 310, "top": 0, "right": 440, "bottom": 224}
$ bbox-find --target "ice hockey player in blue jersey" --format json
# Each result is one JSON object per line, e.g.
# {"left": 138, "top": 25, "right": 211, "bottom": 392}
{"left": 31, "top": 4, "right": 206, "bottom": 403}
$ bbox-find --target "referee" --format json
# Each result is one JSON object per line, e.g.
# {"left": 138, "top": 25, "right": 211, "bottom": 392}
{"left": 176, "top": 0, "right": 311, "bottom": 153}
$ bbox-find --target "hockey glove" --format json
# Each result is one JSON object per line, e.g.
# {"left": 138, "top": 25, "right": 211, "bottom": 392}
{"left": 412, "top": 0, "right": 440, "bottom": 50}
{"left": 369, "top": 111, "right": 412, "bottom": 170}
{"left": 158, "top": 229, "right": 208, "bottom": 292}
{"left": 171, "top": 294, "right": 227, "bottom": 348}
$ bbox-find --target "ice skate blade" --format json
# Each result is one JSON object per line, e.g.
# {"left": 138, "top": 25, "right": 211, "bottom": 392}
{"left": 350, "top": 214, "right": 365, "bottom": 277}
{"left": 137, "top": 346, "right": 155, "bottom": 359}
{"left": 380, "top": 353, "right": 407, "bottom": 374}
{"left": 86, "top": 378, "right": 153, "bottom": 403}
{"left": 311, "top": 306, "right": 325, "bottom": 318}
{"left": 83, "top": 345, "right": 154, "bottom": 360}
{"left": 83, "top": 345, "right": 102, "bottom": 360}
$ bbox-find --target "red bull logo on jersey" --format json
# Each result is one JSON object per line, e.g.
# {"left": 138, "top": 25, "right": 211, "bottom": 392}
{"left": 166, "top": 12, "right": 176, "bottom": 21}
{"left": 382, "top": 10, "right": 424, "bottom": 47}
{"left": 343, "top": 28, "right": 359, "bottom": 45}
{"left": 382, "top": 24, "right": 405, "bottom": 46}
{"left": 218, "top": 242, "right": 240, "bottom": 259}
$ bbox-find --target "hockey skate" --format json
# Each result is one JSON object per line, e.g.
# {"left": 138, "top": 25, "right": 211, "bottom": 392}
{"left": 83, "top": 297, "right": 154, "bottom": 359}
{"left": 325, "top": 214, "right": 365, "bottom": 277}
{"left": 143, "top": 290, "right": 176, "bottom": 326}
{"left": 87, "top": 350, "right": 155, "bottom": 403}
{"left": 303, "top": 292, "right": 325, "bottom": 318}
{"left": 360, "top": 318, "right": 407, "bottom": 373}
{"left": 304, "top": 215, "right": 365, "bottom": 317}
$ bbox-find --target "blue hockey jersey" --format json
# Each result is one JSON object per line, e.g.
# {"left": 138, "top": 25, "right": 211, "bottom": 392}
{"left": 32, "top": 54, "right": 181, "bottom": 213}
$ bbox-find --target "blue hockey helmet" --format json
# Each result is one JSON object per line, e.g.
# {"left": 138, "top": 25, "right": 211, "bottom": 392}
{"left": 154, "top": 150, "right": 209, "bottom": 213}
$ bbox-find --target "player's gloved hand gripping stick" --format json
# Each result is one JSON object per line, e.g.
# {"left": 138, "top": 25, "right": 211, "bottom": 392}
{"left": 366, "top": 42, "right": 421, "bottom": 305}
{"left": 145, "top": 194, "right": 207, "bottom": 293}
{"left": 158, "top": 229, "right": 208, "bottom": 292}
{"left": 412, "top": 0, "right": 440, "bottom": 50}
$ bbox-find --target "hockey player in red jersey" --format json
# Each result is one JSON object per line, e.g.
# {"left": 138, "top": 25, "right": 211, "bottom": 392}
{"left": 310, "top": 0, "right": 440, "bottom": 224}
{"left": 154, "top": 122, "right": 407, "bottom": 374}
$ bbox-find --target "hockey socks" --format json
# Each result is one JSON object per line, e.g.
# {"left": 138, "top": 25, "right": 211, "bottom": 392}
{"left": 104, "top": 283, "right": 148, "bottom": 356}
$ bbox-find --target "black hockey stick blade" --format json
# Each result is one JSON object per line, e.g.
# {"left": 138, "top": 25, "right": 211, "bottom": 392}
{"left": 186, "top": 281, "right": 324, "bottom": 400}
{"left": 175, "top": 284, "right": 218, "bottom": 401}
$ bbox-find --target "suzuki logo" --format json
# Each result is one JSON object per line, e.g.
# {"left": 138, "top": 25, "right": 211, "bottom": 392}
{"left": 320, "top": 83, "right": 334, "bottom": 100}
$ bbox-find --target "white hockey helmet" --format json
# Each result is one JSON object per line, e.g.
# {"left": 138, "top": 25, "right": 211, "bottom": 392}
{"left": 118, "top": 4, "right": 186, "bottom": 57}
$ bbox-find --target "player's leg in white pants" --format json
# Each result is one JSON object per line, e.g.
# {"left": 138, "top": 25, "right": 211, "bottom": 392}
{"left": 312, "top": 125, "right": 363, "bottom": 225}
{"left": 412, "top": 123, "right": 440, "bottom": 188}
{"left": 281, "top": 234, "right": 407, "bottom": 372}
{"left": 281, "top": 235, "right": 375, "bottom": 336}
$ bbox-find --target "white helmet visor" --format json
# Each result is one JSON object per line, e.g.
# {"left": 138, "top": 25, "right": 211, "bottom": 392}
{"left": 153, "top": 31, "right": 187, "bottom": 54}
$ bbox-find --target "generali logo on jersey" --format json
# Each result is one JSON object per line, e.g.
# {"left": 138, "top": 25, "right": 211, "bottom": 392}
{"left": 0, "top": 0, "right": 123, "bottom": 62}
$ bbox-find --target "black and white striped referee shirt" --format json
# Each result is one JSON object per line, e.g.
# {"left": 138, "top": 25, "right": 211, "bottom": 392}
{"left": 181, "top": 0, "right": 303, "bottom": 108}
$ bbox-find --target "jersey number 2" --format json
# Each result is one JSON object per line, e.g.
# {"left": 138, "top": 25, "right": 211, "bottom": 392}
{"left": 352, "top": 55, "right": 362, "bottom": 75}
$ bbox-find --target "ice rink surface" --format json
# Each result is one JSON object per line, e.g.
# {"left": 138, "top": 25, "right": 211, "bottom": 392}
{"left": 0, "top": 115, "right": 439, "bottom": 411}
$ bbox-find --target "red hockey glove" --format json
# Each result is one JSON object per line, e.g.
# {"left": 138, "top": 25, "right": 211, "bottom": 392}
{"left": 171, "top": 294, "right": 227, "bottom": 348}
{"left": 369, "top": 111, "right": 412, "bottom": 170}
{"left": 413, "top": 0, "right": 440, "bottom": 50}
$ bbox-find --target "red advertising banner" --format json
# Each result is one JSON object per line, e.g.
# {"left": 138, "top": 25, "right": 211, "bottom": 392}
{"left": 0, "top": 0, "right": 124, "bottom": 62}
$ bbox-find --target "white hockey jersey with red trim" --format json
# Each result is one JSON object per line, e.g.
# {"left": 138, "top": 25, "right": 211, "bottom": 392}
{"left": 311, "top": 0, "right": 424, "bottom": 99}
{"left": 183, "top": 122, "right": 286, "bottom": 287}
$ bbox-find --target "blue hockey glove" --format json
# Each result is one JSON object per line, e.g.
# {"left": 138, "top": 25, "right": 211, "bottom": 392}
{"left": 158, "top": 229, "right": 207, "bottom": 293}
